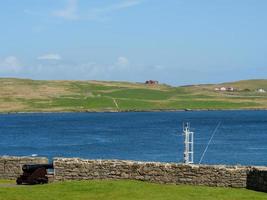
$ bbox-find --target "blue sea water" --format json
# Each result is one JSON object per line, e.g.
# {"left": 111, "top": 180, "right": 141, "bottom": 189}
{"left": 0, "top": 111, "right": 267, "bottom": 166}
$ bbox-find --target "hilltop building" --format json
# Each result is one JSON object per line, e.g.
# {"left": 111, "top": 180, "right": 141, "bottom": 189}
{"left": 145, "top": 80, "right": 159, "bottom": 85}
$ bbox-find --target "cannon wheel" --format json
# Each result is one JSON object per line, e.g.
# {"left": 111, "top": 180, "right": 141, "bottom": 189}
{"left": 38, "top": 177, "right": 48, "bottom": 184}
{"left": 16, "top": 178, "right": 23, "bottom": 185}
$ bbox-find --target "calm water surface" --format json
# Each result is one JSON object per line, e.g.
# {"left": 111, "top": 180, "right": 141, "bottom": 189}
{"left": 0, "top": 111, "right": 267, "bottom": 166}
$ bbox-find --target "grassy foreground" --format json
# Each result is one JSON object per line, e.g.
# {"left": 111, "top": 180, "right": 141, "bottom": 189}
{"left": 0, "top": 180, "right": 266, "bottom": 200}
{"left": 1, "top": 78, "right": 267, "bottom": 112}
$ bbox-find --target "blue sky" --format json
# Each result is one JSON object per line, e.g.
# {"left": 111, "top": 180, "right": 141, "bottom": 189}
{"left": 0, "top": 0, "right": 267, "bottom": 85}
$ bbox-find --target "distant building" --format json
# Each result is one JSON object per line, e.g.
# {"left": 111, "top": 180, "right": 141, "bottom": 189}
{"left": 220, "top": 87, "right": 227, "bottom": 91}
{"left": 145, "top": 80, "right": 159, "bottom": 85}
{"left": 257, "top": 88, "right": 266, "bottom": 93}
{"left": 214, "top": 86, "right": 235, "bottom": 92}
{"left": 226, "top": 87, "right": 234, "bottom": 92}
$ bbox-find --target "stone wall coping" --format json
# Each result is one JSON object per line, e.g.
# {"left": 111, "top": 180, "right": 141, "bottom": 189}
{"left": 0, "top": 156, "right": 48, "bottom": 161}
{"left": 1, "top": 156, "right": 262, "bottom": 170}
{"left": 250, "top": 166, "right": 267, "bottom": 171}
{"left": 53, "top": 157, "right": 250, "bottom": 170}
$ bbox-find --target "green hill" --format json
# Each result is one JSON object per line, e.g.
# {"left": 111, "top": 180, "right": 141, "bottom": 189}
{"left": 0, "top": 78, "right": 267, "bottom": 113}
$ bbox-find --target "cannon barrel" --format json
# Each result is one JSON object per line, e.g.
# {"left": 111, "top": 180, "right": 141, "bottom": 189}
{"left": 22, "top": 164, "right": 53, "bottom": 173}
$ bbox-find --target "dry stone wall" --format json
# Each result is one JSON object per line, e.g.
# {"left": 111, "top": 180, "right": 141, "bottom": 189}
{"left": 2, "top": 156, "right": 267, "bottom": 192}
{"left": 54, "top": 158, "right": 248, "bottom": 188}
{"left": 0, "top": 156, "right": 48, "bottom": 179}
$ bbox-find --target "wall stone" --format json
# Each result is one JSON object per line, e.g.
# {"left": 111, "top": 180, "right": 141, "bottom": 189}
{"left": 53, "top": 158, "right": 249, "bottom": 188}
{"left": 0, "top": 156, "right": 48, "bottom": 179}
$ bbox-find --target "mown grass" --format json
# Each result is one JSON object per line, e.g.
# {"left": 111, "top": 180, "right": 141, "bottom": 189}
{"left": 104, "top": 88, "right": 186, "bottom": 100}
{"left": 0, "top": 78, "right": 267, "bottom": 112}
{"left": 0, "top": 180, "right": 266, "bottom": 200}
{"left": 0, "top": 180, "right": 13, "bottom": 184}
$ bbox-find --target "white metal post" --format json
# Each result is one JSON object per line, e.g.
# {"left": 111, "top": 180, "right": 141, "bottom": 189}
{"left": 183, "top": 123, "right": 194, "bottom": 164}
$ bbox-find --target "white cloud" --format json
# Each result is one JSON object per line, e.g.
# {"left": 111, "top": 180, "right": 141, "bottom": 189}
{"left": 78, "top": 57, "right": 130, "bottom": 78}
{"left": 115, "top": 56, "right": 130, "bottom": 67}
{"left": 32, "top": 25, "right": 46, "bottom": 33}
{"left": 87, "top": 0, "right": 142, "bottom": 21}
{"left": 151, "top": 65, "right": 164, "bottom": 71}
{"left": 13, "top": 56, "right": 165, "bottom": 81}
{"left": 0, "top": 56, "right": 22, "bottom": 73}
{"left": 37, "top": 54, "right": 62, "bottom": 60}
{"left": 93, "top": 0, "right": 141, "bottom": 13}
{"left": 51, "top": 0, "right": 142, "bottom": 21}
{"left": 53, "top": 0, "right": 79, "bottom": 20}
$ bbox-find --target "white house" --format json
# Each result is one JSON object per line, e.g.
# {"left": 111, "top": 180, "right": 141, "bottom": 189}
{"left": 214, "top": 87, "right": 235, "bottom": 92}
{"left": 257, "top": 88, "right": 266, "bottom": 93}
{"left": 220, "top": 87, "right": 227, "bottom": 91}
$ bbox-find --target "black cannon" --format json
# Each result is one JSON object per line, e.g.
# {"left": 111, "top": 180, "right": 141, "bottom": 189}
{"left": 16, "top": 164, "right": 54, "bottom": 185}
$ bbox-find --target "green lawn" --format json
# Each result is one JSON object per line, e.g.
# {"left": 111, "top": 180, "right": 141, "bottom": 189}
{"left": 0, "top": 180, "right": 266, "bottom": 200}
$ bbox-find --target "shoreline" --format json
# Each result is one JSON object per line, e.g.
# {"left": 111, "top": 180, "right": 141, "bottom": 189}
{"left": 1, "top": 108, "right": 267, "bottom": 114}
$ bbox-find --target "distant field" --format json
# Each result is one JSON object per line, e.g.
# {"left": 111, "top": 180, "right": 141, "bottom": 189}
{"left": 0, "top": 180, "right": 266, "bottom": 200}
{"left": 0, "top": 78, "right": 267, "bottom": 112}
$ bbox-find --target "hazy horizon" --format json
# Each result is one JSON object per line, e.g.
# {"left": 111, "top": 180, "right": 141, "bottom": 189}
{"left": 1, "top": 0, "right": 267, "bottom": 85}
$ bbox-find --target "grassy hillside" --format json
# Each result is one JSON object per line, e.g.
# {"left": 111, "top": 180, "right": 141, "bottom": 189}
{"left": 0, "top": 78, "right": 267, "bottom": 112}
{"left": 0, "top": 180, "right": 266, "bottom": 200}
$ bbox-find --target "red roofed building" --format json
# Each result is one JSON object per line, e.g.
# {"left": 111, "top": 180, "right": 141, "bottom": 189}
{"left": 145, "top": 80, "right": 159, "bottom": 85}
